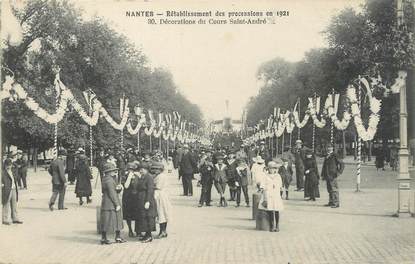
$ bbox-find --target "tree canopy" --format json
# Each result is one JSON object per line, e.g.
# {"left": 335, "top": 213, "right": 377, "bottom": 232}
{"left": 246, "top": 0, "right": 414, "bottom": 148}
{"left": 2, "top": 0, "right": 203, "bottom": 153}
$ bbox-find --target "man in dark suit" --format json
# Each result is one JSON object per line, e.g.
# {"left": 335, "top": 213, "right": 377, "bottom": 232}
{"left": 321, "top": 145, "right": 344, "bottom": 208}
{"left": 257, "top": 141, "right": 271, "bottom": 165}
{"left": 293, "top": 140, "right": 306, "bottom": 191}
{"left": 2, "top": 158, "right": 23, "bottom": 225}
{"left": 179, "top": 144, "right": 197, "bottom": 196}
{"left": 48, "top": 150, "right": 68, "bottom": 211}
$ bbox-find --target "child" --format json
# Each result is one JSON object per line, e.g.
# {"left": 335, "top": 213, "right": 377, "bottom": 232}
{"left": 166, "top": 156, "right": 174, "bottom": 173}
{"left": 198, "top": 153, "right": 214, "bottom": 207}
{"left": 235, "top": 159, "right": 251, "bottom": 207}
{"left": 278, "top": 157, "right": 293, "bottom": 200}
{"left": 213, "top": 155, "right": 228, "bottom": 207}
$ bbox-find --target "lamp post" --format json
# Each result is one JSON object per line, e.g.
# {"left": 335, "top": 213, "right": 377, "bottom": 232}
{"left": 396, "top": 0, "right": 411, "bottom": 216}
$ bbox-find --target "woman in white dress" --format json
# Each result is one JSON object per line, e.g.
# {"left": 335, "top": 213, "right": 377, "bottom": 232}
{"left": 259, "top": 159, "right": 284, "bottom": 232}
{"left": 150, "top": 162, "right": 172, "bottom": 239}
{"left": 251, "top": 156, "right": 266, "bottom": 191}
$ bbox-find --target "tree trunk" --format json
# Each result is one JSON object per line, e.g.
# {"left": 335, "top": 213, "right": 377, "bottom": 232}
{"left": 33, "top": 147, "right": 38, "bottom": 172}
{"left": 342, "top": 130, "right": 346, "bottom": 158}
{"left": 368, "top": 140, "right": 372, "bottom": 161}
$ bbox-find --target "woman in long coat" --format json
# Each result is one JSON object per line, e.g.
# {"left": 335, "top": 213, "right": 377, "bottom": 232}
{"left": 74, "top": 149, "right": 92, "bottom": 205}
{"left": 122, "top": 162, "right": 140, "bottom": 237}
{"left": 100, "top": 162, "right": 125, "bottom": 244}
{"left": 259, "top": 160, "right": 284, "bottom": 232}
{"left": 135, "top": 163, "right": 157, "bottom": 243}
{"left": 66, "top": 149, "right": 76, "bottom": 184}
{"left": 303, "top": 151, "right": 320, "bottom": 201}
{"left": 150, "top": 162, "right": 172, "bottom": 239}
{"left": 375, "top": 146, "right": 385, "bottom": 171}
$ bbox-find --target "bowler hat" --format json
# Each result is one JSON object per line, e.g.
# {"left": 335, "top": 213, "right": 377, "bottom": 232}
{"left": 126, "top": 162, "right": 137, "bottom": 170}
{"left": 137, "top": 162, "right": 150, "bottom": 170}
{"left": 150, "top": 161, "right": 164, "bottom": 170}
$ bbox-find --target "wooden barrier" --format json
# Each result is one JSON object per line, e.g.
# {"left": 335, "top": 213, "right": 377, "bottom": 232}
{"left": 252, "top": 192, "right": 261, "bottom": 220}
{"left": 255, "top": 209, "right": 270, "bottom": 231}
{"left": 96, "top": 206, "right": 101, "bottom": 234}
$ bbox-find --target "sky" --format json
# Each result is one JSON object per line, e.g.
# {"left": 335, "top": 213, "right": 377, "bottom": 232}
{"left": 73, "top": 0, "right": 364, "bottom": 122}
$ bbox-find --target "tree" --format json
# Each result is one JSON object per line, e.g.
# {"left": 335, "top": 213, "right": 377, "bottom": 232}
{"left": 246, "top": 0, "right": 415, "bottom": 149}
{"left": 2, "top": 0, "right": 203, "bottom": 156}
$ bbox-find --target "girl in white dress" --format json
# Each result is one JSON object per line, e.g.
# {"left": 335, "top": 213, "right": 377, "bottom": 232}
{"left": 259, "top": 159, "right": 284, "bottom": 232}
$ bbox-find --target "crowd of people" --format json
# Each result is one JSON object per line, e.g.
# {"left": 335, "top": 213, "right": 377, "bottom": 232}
{"left": 2, "top": 139, "right": 346, "bottom": 238}
{"left": 171, "top": 139, "right": 345, "bottom": 232}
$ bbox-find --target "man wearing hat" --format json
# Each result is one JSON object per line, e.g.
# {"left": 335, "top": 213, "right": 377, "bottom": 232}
{"left": 198, "top": 150, "right": 214, "bottom": 207}
{"left": 14, "top": 150, "right": 24, "bottom": 189}
{"left": 2, "top": 158, "right": 23, "bottom": 225}
{"left": 293, "top": 140, "right": 306, "bottom": 191}
{"left": 247, "top": 143, "right": 257, "bottom": 169}
{"left": 321, "top": 145, "right": 344, "bottom": 208}
{"left": 235, "top": 144, "right": 248, "bottom": 164}
{"left": 178, "top": 144, "right": 197, "bottom": 196}
{"left": 66, "top": 148, "right": 76, "bottom": 185}
{"left": 257, "top": 141, "right": 271, "bottom": 165}
{"left": 48, "top": 149, "right": 68, "bottom": 211}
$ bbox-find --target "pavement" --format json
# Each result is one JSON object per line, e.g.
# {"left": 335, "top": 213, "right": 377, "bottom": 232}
{"left": 0, "top": 162, "right": 414, "bottom": 264}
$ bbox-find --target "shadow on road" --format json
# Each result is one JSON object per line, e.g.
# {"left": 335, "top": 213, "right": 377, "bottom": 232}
{"left": 19, "top": 206, "right": 51, "bottom": 212}
{"left": 50, "top": 235, "right": 99, "bottom": 245}
{"left": 225, "top": 216, "right": 252, "bottom": 221}
{"left": 287, "top": 203, "right": 393, "bottom": 218}
{"left": 212, "top": 224, "right": 256, "bottom": 231}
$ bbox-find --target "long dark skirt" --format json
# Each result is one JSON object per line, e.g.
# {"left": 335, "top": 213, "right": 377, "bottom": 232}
{"left": 135, "top": 216, "right": 156, "bottom": 233}
{"left": 304, "top": 174, "right": 320, "bottom": 199}
{"left": 101, "top": 209, "right": 123, "bottom": 233}
{"left": 122, "top": 190, "right": 140, "bottom": 220}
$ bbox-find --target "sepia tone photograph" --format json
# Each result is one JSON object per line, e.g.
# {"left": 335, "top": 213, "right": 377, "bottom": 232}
{"left": 0, "top": 0, "right": 414, "bottom": 263}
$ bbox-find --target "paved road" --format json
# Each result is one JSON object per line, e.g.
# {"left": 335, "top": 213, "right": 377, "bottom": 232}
{"left": 0, "top": 164, "right": 414, "bottom": 264}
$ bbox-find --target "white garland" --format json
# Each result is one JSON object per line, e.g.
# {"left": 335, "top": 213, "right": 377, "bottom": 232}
{"left": 308, "top": 98, "right": 326, "bottom": 128}
{"left": 126, "top": 115, "right": 146, "bottom": 135}
{"left": 293, "top": 111, "right": 310, "bottom": 128}
{"left": 284, "top": 111, "right": 295, "bottom": 134}
{"left": 100, "top": 106, "right": 129, "bottom": 131}
{"left": 1, "top": 74, "right": 209, "bottom": 144}
{"left": 324, "top": 94, "right": 351, "bottom": 131}
{"left": 153, "top": 125, "right": 164, "bottom": 138}
{"left": 347, "top": 84, "right": 381, "bottom": 141}
{"left": 274, "top": 116, "right": 286, "bottom": 137}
